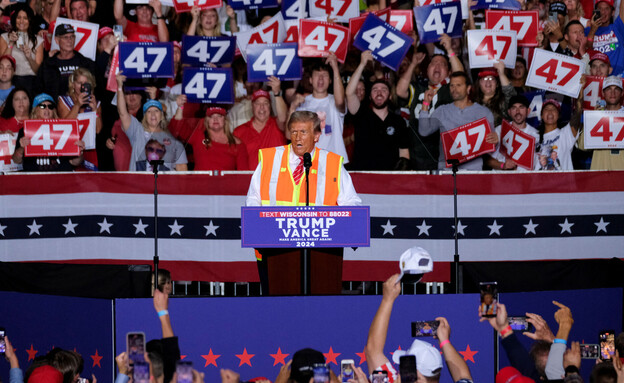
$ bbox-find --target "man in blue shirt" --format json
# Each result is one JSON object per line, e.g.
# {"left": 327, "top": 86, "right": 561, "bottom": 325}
{"left": 0, "top": 55, "right": 15, "bottom": 109}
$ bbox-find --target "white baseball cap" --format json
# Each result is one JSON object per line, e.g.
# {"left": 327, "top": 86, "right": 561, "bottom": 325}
{"left": 392, "top": 339, "right": 443, "bottom": 377}
{"left": 398, "top": 246, "right": 434, "bottom": 283}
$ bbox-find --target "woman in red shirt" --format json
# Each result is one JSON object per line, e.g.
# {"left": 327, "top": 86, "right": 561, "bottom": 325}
{"left": 169, "top": 96, "right": 248, "bottom": 171}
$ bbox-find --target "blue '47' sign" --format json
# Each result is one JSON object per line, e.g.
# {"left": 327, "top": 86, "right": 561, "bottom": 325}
{"left": 182, "top": 35, "right": 236, "bottom": 66}
{"left": 414, "top": 2, "right": 462, "bottom": 44}
{"left": 246, "top": 43, "right": 302, "bottom": 82}
{"left": 353, "top": 13, "right": 413, "bottom": 71}
{"left": 119, "top": 42, "right": 174, "bottom": 78}
{"left": 229, "top": 0, "right": 278, "bottom": 10}
{"left": 182, "top": 67, "right": 234, "bottom": 104}
{"left": 471, "top": 0, "right": 520, "bottom": 10}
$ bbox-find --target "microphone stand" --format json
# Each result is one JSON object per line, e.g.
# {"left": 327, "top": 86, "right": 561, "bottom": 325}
{"left": 302, "top": 153, "right": 312, "bottom": 296}
{"left": 150, "top": 159, "right": 164, "bottom": 293}
{"left": 446, "top": 159, "right": 462, "bottom": 294}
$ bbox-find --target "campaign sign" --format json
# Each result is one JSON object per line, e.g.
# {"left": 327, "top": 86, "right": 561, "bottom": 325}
{"left": 0, "top": 133, "right": 22, "bottom": 172}
{"left": 119, "top": 42, "right": 174, "bottom": 78}
{"left": 485, "top": 10, "right": 538, "bottom": 47}
{"left": 421, "top": 0, "right": 469, "bottom": 19}
{"left": 308, "top": 0, "right": 359, "bottom": 23}
{"left": 50, "top": 17, "right": 98, "bottom": 60}
{"left": 583, "top": 75, "right": 605, "bottom": 110}
{"left": 284, "top": 19, "right": 299, "bottom": 42}
{"left": 353, "top": 13, "right": 413, "bottom": 71}
{"left": 583, "top": 111, "right": 624, "bottom": 149}
{"left": 523, "top": 89, "right": 545, "bottom": 127}
{"left": 107, "top": 46, "right": 120, "bottom": 93}
{"left": 414, "top": 2, "right": 462, "bottom": 44}
{"left": 246, "top": 43, "right": 302, "bottom": 82}
{"left": 182, "top": 35, "right": 236, "bottom": 66}
{"left": 77, "top": 112, "right": 96, "bottom": 151}
{"left": 467, "top": 29, "right": 517, "bottom": 69}
{"left": 229, "top": 0, "right": 278, "bottom": 10}
{"left": 241, "top": 206, "right": 370, "bottom": 248}
{"left": 235, "top": 13, "right": 286, "bottom": 61}
{"left": 500, "top": 120, "right": 536, "bottom": 170}
{"left": 125, "top": 0, "right": 149, "bottom": 3}
{"left": 376, "top": 9, "right": 414, "bottom": 34}
{"left": 441, "top": 117, "right": 495, "bottom": 166}
{"left": 173, "top": 0, "right": 223, "bottom": 12}
{"left": 471, "top": 0, "right": 520, "bottom": 10}
{"left": 298, "top": 20, "right": 349, "bottom": 63}
{"left": 24, "top": 120, "right": 80, "bottom": 157}
{"left": 183, "top": 67, "right": 234, "bottom": 104}
{"left": 526, "top": 49, "right": 585, "bottom": 98}
{"left": 282, "top": 0, "right": 307, "bottom": 19}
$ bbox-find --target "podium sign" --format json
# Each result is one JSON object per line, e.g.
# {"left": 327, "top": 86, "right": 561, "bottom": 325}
{"left": 241, "top": 206, "right": 370, "bottom": 248}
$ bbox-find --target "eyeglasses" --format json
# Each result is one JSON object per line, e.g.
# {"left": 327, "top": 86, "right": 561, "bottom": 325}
{"left": 146, "top": 147, "right": 165, "bottom": 155}
{"left": 37, "top": 103, "right": 55, "bottom": 109}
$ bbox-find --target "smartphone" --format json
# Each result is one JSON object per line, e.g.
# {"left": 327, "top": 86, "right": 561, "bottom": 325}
{"left": 508, "top": 316, "right": 535, "bottom": 332}
{"left": 340, "top": 360, "right": 354, "bottom": 383}
{"left": 399, "top": 355, "right": 417, "bottom": 383}
{"left": 81, "top": 83, "right": 92, "bottom": 96}
{"left": 411, "top": 320, "right": 440, "bottom": 337}
{"left": 593, "top": 9, "right": 601, "bottom": 20}
{"left": 133, "top": 361, "right": 150, "bottom": 383}
{"left": 479, "top": 282, "right": 498, "bottom": 318}
{"left": 371, "top": 370, "right": 388, "bottom": 383}
{"left": 548, "top": 12, "right": 558, "bottom": 23}
{"left": 581, "top": 344, "right": 600, "bottom": 359}
{"left": 599, "top": 330, "right": 615, "bottom": 361}
{"left": 176, "top": 361, "right": 193, "bottom": 383}
{"left": 16, "top": 32, "right": 24, "bottom": 47}
{"left": 113, "top": 25, "right": 123, "bottom": 42}
{"left": 126, "top": 332, "right": 146, "bottom": 363}
{"left": 0, "top": 327, "right": 6, "bottom": 356}
{"left": 313, "top": 364, "right": 330, "bottom": 383}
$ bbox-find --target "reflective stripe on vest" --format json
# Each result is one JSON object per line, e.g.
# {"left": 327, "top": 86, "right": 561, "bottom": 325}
{"left": 259, "top": 145, "right": 342, "bottom": 206}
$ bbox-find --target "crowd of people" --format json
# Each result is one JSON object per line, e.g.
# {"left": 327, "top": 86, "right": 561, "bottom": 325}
{"left": 0, "top": 0, "right": 622, "bottom": 172}
{"left": 3, "top": 274, "right": 624, "bottom": 383}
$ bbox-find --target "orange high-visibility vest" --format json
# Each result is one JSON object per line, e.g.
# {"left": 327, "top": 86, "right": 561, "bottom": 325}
{"left": 258, "top": 145, "right": 343, "bottom": 206}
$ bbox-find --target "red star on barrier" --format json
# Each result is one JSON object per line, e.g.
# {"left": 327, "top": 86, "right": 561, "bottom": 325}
{"left": 202, "top": 349, "right": 221, "bottom": 367}
{"left": 270, "top": 347, "right": 289, "bottom": 366}
{"left": 236, "top": 348, "right": 255, "bottom": 367}
{"left": 355, "top": 348, "right": 366, "bottom": 365}
{"left": 389, "top": 345, "right": 402, "bottom": 356}
{"left": 458, "top": 345, "right": 478, "bottom": 363}
{"left": 180, "top": 355, "right": 187, "bottom": 360}
{"left": 91, "top": 350, "right": 103, "bottom": 368}
{"left": 26, "top": 344, "right": 38, "bottom": 361}
{"left": 324, "top": 347, "right": 341, "bottom": 365}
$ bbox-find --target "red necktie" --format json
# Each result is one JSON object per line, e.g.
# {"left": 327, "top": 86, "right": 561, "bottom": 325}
{"left": 293, "top": 157, "right": 304, "bottom": 185}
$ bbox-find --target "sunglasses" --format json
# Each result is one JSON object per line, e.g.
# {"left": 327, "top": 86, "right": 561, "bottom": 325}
{"left": 37, "top": 103, "right": 55, "bottom": 109}
{"left": 146, "top": 147, "right": 165, "bottom": 155}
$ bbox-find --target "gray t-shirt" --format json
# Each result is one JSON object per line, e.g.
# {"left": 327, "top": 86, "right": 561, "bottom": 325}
{"left": 126, "top": 116, "right": 188, "bottom": 171}
{"left": 418, "top": 102, "right": 495, "bottom": 170}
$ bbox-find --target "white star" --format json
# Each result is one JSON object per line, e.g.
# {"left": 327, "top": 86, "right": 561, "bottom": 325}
{"left": 62, "top": 218, "right": 78, "bottom": 234}
{"left": 0, "top": 222, "right": 6, "bottom": 236}
{"left": 594, "top": 217, "right": 610, "bottom": 233}
{"left": 381, "top": 219, "right": 397, "bottom": 236}
{"left": 98, "top": 218, "right": 113, "bottom": 234}
{"left": 559, "top": 218, "right": 574, "bottom": 234}
{"left": 27, "top": 219, "right": 42, "bottom": 235}
{"left": 204, "top": 220, "right": 219, "bottom": 236}
{"left": 523, "top": 219, "right": 538, "bottom": 235}
{"left": 133, "top": 219, "right": 148, "bottom": 235}
{"left": 487, "top": 220, "right": 503, "bottom": 236}
{"left": 451, "top": 220, "right": 467, "bottom": 236}
{"left": 169, "top": 220, "right": 184, "bottom": 236}
{"left": 416, "top": 220, "right": 432, "bottom": 236}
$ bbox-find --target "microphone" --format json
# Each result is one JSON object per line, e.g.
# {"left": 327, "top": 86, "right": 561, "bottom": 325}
{"left": 446, "top": 159, "right": 460, "bottom": 166}
{"left": 303, "top": 152, "right": 312, "bottom": 170}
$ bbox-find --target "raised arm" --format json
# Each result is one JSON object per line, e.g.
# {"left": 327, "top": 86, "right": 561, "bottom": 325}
{"left": 114, "top": 0, "right": 128, "bottom": 28}
{"left": 397, "top": 48, "right": 425, "bottom": 100}
{"left": 440, "top": 34, "right": 464, "bottom": 73}
{"left": 150, "top": 0, "right": 169, "bottom": 42}
{"left": 436, "top": 317, "right": 473, "bottom": 381}
{"left": 268, "top": 76, "right": 287, "bottom": 132}
{"left": 346, "top": 50, "right": 372, "bottom": 115}
{"left": 326, "top": 52, "right": 345, "bottom": 113}
{"left": 115, "top": 72, "right": 132, "bottom": 131}
{"left": 545, "top": 301, "right": 574, "bottom": 380}
{"left": 418, "top": 90, "right": 443, "bottom": 136}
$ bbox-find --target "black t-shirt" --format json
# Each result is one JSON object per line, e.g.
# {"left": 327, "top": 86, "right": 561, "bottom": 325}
{"left": 351, "top": 106, "right": 409, "bottom": 170}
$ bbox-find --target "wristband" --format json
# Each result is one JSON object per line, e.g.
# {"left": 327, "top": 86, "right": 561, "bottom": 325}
{"left": 587, "top": 36, "right": 594, "bottom": 42}
{"left": 553, "top": 338, "right": 567, "bottom": 345}
{"left": 500, "top": 325, "right": 512, "bottom": 336}
{"left": 565, "top": 366, "right": 580, "bottom": 375}
{"left": 157, "top": 310, "right": 169, "bottom": 317}
{"left": 117, "top": 87, "right": 123, "bottom": 92}
{"left": 422, "top": 101, "right": 430, "bottom": 106}
{"left": 439, "top": 340, "right": 450, "bottom": 348}
{"left": 448, "top": 52, "right": 456, "bottom": 57}
{"left": 156, "top": 15, "right": 166, "bottom": 20}
{"left": 500, "top": 162, "right": 505, "bottom": 169}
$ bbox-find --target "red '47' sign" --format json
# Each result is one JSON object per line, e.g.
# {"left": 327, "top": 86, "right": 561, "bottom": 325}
{"left": 308, "top": 0, "right": 359, "bottom": 22}
{"left": 525, "top": 49, "right": 585, "bottom": 98}
{"left": 24, "top": 120, "right": 80, "bottom": 157}
{"left": 583, "top": 76, "right": 605, "bottom": 110}
{"left": 500, "top": 120, "right": 536, "bottom": 170}
{"left": 583, "top": 110, "right": 624, "bottom": 149}
{"left": 173, "top": 0, "right": 223, "bottom": 12}
{"left": 441, "top": 118, "right": 495, "bottom": 166}
{"left": 485, "top": 10, "right": 538, "bottom": 47}
{"left": 298, "top": 20, "right": 349, "bottom": 63}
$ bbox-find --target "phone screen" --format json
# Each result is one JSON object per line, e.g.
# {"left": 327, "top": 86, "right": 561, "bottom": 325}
{"left": 508, "top": 316, "right": 534, "bottom": 332}
{"left": 133, "top": 361, "right": 150, "bottom": 383}
{"left": 126, "top": 332, "right": 146, "bottom": 363}
{"left": 176, "top": 361, "right": 193, "bottom": 383}
{"left": 411, "top": 321, "right": 440, "bottom": 337}
{"left": 600, "top": 331, "right": 615, "bottom": 360}
{"left": 313, "top": 364, "right": 329, "bottom": 383}
{"left": 0, "top": 328, "right": 5, "bottom": 354}
{"left": 399, "top": 355, "right": 417, "bottom": 383}
{"left": 479, "top": 282, "right": 498, "bottom": 318}
{"left": 581, "top": 344, "right": 600, "bottom": 359}
{"left": 341, "top": 360, "right": 354, "bottom": 383}
{"left": 371, "top": 371, "right": 388, "bottom": 383}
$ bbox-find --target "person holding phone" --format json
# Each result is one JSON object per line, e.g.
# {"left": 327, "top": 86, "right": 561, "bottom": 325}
{"left": 585, "top": 0, "right": 624, "bottom": 76}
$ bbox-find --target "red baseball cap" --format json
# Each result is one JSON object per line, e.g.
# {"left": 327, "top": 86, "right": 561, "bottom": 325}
{"left": 98, "top": 26, "right": 113, "bottom": 40}
{"left": 543, "top": 98, "right": 561, "bottom": 111}
{"left": 595, "top": 0, "right": 614, "bottom": 8}
{"left": 252, "top": 89, "right": 270, "bottom": 102}
{"left": 589, "top": 50, "right": 610, "bottom": 65}
{"left": 478, "top": 69, "right": 499, "bottom": 78}
{"left": 206, "top": 107, "right": 226, "bottom": 116}
{"left": 0, "top": 55, "right": 16, "bottom": 70}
